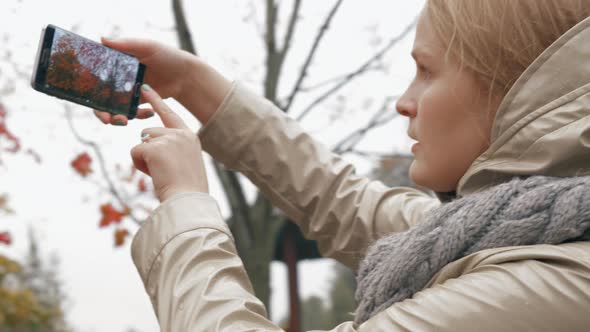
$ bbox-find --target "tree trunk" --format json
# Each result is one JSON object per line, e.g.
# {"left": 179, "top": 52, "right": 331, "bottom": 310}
{"left": 230, "top": 195, "right": 285, "bottom": 312}
{"left": 239, "top": 238, "right": 275, "bottom": 311}
{"left": 172, "top": 0, "right": 286, "bottom": 311}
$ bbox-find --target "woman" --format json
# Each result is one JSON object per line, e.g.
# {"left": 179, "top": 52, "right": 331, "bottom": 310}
{"left": 96, "top": 1, "right": 590, "bottom": 330}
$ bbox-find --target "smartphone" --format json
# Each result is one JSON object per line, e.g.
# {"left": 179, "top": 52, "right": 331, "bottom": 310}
{"left": 31, "top": 24, "right": 146, "bottom": 119}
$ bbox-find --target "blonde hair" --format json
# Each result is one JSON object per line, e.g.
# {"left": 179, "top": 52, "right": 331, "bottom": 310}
{"left": 426, "top": 0, "right": 590, "bottom": 100}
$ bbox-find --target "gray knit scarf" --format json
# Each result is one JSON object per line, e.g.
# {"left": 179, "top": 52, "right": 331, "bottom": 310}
{"left": 354, "top": 175, "right": 590, "bottom": 325}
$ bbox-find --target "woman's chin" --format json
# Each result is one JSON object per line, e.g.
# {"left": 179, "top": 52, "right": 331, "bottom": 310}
{"left": 409, "top": 160, "right": 455, "bottom": 193}
{"left": 408, "top": 160, "right": 428, "bottom": 188}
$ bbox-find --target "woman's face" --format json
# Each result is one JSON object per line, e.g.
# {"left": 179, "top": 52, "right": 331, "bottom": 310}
{"left": 396, "top": 11, "right": 502, "bottom": 192}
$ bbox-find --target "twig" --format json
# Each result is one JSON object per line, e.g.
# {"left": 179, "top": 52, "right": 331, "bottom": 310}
{"left": 247, "top": 0, "right": 265, "bottom": 39}
{"left": 278, "top": 0, "right": 303, "bottom": 65}
{"left": 296, "top": 16, "right": 418, "bottom": 122}
{"left": 332, "top": 95, "right": 399, "bottom": 154}
{"left": 298, "top": 65, "right": 381, "bottom": 93}
{"left": 282, "top": 0, "right": 344, "bottom": 112}
{"left": 64, "top": 105, "right": 141, "bottom": 225}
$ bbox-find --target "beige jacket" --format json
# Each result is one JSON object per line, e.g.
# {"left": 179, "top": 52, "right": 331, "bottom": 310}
{"left": 131, "top": 16, "right": 590, "bottom": 332}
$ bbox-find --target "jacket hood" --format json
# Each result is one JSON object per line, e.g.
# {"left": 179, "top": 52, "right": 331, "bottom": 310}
{"left": 456, "top": 15, "right": 590, "bottom": 197}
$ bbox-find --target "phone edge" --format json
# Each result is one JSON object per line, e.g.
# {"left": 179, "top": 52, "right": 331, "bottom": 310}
{"left": 30, "top": 25, "right": 48, "bottom": 90}
{"left": 128, "top": 63, "right": 146, "bottom": 120}
{"left": 30, "top": 24, "right": 143, "bottom": 119}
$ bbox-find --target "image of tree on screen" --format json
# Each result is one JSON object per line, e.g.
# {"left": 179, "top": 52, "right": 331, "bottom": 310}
{"left": 46, "top": 28, "right": 138, "bottom": 114}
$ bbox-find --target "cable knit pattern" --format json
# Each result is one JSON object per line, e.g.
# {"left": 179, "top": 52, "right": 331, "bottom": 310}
{"left": 354, "top": 175, "right": 590, "bottom": 325}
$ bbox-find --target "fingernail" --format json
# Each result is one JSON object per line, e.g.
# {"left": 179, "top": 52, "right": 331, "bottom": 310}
{"left": 114, "top": 120, "right": 126, "bottom": 126}
{"left": 94, "top": 111, "right": 107, "bottom": 124}
{"left": 145, "top": 111, "right": 154, "bottom": 118}
{"left": 141, "top": 84, "right": 152, "bottom": 91}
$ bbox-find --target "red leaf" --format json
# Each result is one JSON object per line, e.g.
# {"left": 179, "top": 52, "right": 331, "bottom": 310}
{"left": 0, "top": 103, "right": 21, "bottom": 154}
{"left": 114, "top": 229, "right": 129, "bottom": 247}
{"left": 71, "top": 152, "right": 92, "bottom": 177}
{"left": 0, "top": 232, "right": 12, "bottom": 245}
{"left": 99, "top": 203, "right": 129, "bottom": 228}
{"left": 138, "top": 178, "right": 147, "bottom": 192}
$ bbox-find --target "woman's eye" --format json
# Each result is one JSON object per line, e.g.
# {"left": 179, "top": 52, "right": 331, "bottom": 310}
{"left": 417, "top": 64, "right": 430, "bottom": 78}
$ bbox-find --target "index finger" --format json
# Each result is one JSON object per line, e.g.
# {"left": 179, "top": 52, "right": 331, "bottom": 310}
{"left": 140, "top": 84, "right": 189, "bottom": 130}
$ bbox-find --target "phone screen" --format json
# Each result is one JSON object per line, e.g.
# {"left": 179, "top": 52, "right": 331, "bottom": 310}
{"left": 42, "top": 26, "right": 142, "bottom": 116}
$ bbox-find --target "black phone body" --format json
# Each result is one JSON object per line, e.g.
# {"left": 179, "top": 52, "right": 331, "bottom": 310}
{"left": 31, "top": 24, "right": 145, "bottom": 119}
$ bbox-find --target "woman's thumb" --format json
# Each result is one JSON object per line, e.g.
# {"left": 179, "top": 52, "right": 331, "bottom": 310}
{"left": 130, "top": 144, "right": 151, "bottom": 177}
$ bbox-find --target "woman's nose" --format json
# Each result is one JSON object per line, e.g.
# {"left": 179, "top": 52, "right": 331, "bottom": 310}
{"left": 396, "top": 98, "right": 417, "bottom": 118}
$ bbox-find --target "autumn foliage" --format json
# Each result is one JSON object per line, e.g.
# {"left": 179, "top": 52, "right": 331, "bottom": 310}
{"left": 69, "top": 151, "right": 153, "bottom": 247}
{"left": 0, "top": 249, "right": 67, "bottom": 330}
{"left": 71, "top": 152, "right": 92, "bottom": 177}
{"left": 114, "top": 229, "right": 130, "bottom": 247}
{"left": 0, "top": 103, "right": 20, "bottom": 156}
{"left": 99, "top": 203, "right": 129, "bottom": 228}
{"left": 3, "top": 29, "right": 151, "bottom": 253}
{"left": 1, "top": 104, "right": 19, "bottom": 247}
{"left": 0, "top": 232, "right": 11, "bottom": 245}
{"left": 138, "top": 178, "right": 147, "bottom": 192}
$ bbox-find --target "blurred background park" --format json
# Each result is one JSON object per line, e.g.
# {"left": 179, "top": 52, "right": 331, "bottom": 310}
{"left": 0, "top": 0, "right": 426, "bottom": 331}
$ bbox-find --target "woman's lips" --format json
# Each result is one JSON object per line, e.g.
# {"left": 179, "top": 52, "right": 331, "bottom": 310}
{"left": 411, "top": 142, "right": 420, "bottom": 153}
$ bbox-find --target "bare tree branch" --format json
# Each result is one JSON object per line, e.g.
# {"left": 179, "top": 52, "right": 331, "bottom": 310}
{"left": 282, "top": 0, "right": 344, "bottom": 112}
{"left": 332, "top": 95, "right": 399, "bottom": 154}
{"left": 172, "top": 0, "right": 254, "bottom": 245}
{"left": 215, "top": 165, "right": 254, "bottom": 247}
{"left": 173, "top": 0, "right": 198, "bottom": 56}
{"left": 296, "top": 16, "right": 418, "bottom": 122}
{"left": 278, "top": 0, "right": 302, "bottom": 63}
{"left": 298, "top": 65, "right": 381, "bottom": 93}
{"left": 266, "top": 0, "right": 277, "bottom": 55}
{"left": 264, "top": 0, "right": 281, "bottom": 102}
{"left": 64, "top": 105, "right": 142, "bottom": 225}
{"left": 247, "top": 0, "right": 265, "bottom": 39}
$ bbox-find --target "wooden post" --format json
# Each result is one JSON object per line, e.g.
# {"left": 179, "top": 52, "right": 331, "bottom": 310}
{"left": 284, "top": 224, "right": 301, "bottom": 332}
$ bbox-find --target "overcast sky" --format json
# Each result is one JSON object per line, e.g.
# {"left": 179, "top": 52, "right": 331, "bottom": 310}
{"left": 1, "top": 1, "right": 424, "bottom": 331}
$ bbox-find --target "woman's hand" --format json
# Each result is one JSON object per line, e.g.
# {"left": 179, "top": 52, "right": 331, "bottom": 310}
{"left": 93, "top": 38, "right": 231, "bottom": 127}
{"left": 131, "top": 84, "right": 208, "bottom": 202}
{"left": 94, "top": 38, "right": 193, "bottom": 125}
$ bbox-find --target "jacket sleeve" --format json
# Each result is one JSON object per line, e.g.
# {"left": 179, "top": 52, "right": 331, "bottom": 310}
{"left": 131, "top": 193, "right": 590, "bottom": 332}
{"left": 197, "top": 82, "right": 439, "bottom": 270}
